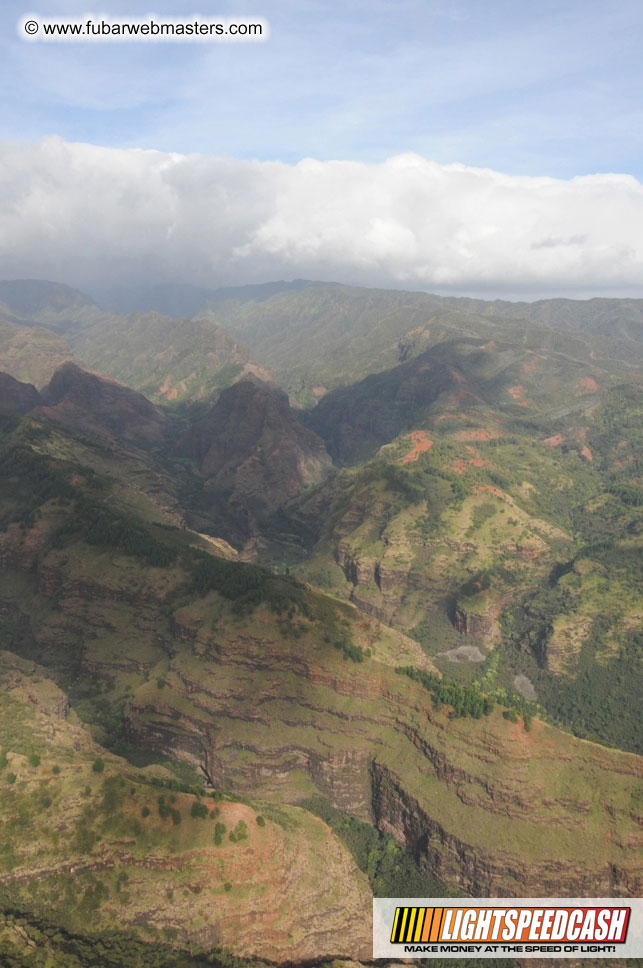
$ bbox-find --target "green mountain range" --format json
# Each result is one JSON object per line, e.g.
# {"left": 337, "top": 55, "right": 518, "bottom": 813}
{"left": 0, "top": 277, "right": 641, "bottom": 967}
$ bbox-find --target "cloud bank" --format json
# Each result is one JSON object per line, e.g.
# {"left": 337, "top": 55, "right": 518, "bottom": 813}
{"left": 2, "top": 137, "right": 643, "bottom": 298}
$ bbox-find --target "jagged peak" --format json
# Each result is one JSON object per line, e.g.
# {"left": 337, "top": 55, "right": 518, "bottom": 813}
{"left": 0, "top": 369, "right": 42, "bottom": 414}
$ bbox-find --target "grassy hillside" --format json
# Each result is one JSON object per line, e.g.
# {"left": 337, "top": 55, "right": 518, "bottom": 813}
{"left": 208, "top": 283, "right": 494, "bottom": 405}
{"left": 305, "top": 333, "right": 627, "bottom": 463}
{"left": 0, "top": 281, "right": 271, "bottom": 405}
{"left": 441, "top": 294, "right": 643, "bottom": 365}
{"left": 197, "top": 282, "right": 643, "bottom": 405}
{"left": 0, "top": 318, "right": 74, "bottom": 388}
{"left": 0, "top": 652, "right": 372, "bottom": 962}
{"left": 0, "top": 414, "right": 640, "bottom": 918}
{"left": 267, "top": 343, "right": 642, "bottom": 754}
{"left": 5, "top": 277, "right": 642, "bottom": 408}
{"left": 69, "top": 312, "right": 268, "bottom": 406}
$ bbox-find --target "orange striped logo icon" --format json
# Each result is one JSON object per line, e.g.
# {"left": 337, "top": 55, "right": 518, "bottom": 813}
{"left": 391, "top": 907, "right": 448, "bottom": 943}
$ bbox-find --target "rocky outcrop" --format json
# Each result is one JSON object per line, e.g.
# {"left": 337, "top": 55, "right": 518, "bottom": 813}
{"left": 178, "top": 380, "right": 332, "bottom": 518}
{"left": 452, "top": 601, "right": 495, "bottom": 638}
{"left": 336, "top": 542, "right": 378, "bottom": 587}
{"left": 450, "top": 593, "right": 509, "bottom": 648}
{"left": 334, "top": 539, "right": 442, "bottom": 628}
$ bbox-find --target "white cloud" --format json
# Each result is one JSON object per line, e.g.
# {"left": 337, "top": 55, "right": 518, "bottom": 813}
{"left": 1, "top": 136, "right": 643, "bottom": 297}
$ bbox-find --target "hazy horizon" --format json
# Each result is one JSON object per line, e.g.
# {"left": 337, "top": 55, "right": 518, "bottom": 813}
{"left": 1, "top": 138, "right": 643, "bottom": 303}
{"left": 6, "top": 268, "right": 643, "bottom": 311}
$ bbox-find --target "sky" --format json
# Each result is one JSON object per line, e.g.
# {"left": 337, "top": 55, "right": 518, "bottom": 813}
{"left": 1, "top": 0, "right": 643, "bottom": 298}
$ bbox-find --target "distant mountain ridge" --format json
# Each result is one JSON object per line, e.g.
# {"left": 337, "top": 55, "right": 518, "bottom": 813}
{"left": 103, "top": 279, "right": 643, "bottom": 405}
{"left": 4, "top": 277, "right": 643, "bottom": 409}
{"left": 0, "top": 316, "right": 74, "bottom": 387}
{"left": 70, "top": 310, "right": 271, "bottom": 405}
{"left": 0, "top": 278, "right": 111, "bottom": 333}
{"left": 0, "top": 279, "right": 272, "bottom": 404}
{"left": 306, "top": 334, "right": 616, "bottom": 464}
{"left": 0, "top": 362, "right": 170, "bottom": 445}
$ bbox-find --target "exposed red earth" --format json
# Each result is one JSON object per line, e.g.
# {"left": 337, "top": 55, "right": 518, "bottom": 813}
{"left": 399, "top": 430, "right": 434, "bottom": 464}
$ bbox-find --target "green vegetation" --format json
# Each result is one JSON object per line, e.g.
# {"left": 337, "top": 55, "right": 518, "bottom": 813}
{"left": 0, "top": 435, "right": 80, "bottom": 530}
{"left": 325, "top": 625, "right": 369, "bottom": 663}
{"left": 536, "top": 629, "right": 642, "bottom": 753}
{"left": 0, "top": 908, "right": 267, "bottom": 968}
{"left": 70, "top": 309, "right": 251, "bottom": 405}
{"left": 466, "top": 501, "right": 497, "bottom": 536}
{"left": 500, "top": 543, "right": 643, "bottom": 754}
{"left": 157, "top": 796, "right": 174, "bottom": 821}
{"left": 228, "top": 820, "right": 248, "bottom": 843}
{"left": 396, "top": 666, "right": 495, "bottom": 719}
{"left": 55, "top": 502, "right": 178, "bottom": 568}
{"left": 209, "top": 280, "right": 643, "bottom": 406}
{"left": 301, "top": 796, "right": 455, "bottom": 898}
{"left": 187, "top": 550, "right": 309, "bottom": 616}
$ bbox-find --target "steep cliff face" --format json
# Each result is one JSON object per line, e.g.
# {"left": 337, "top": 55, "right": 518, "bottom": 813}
{"left": 451, "top": 594, "right": 505, "bottom": 644}
{"left": 336, "top": 541, "right": 379, "bottom": 588}
{"left": 123, "top": 610, "right": 643, "bottom": 897}
{"left": 371, "top": 762, "right": 640, "bottom": 897}
{"left": 178, "top": 380, "right": 332, "bottom": 519}
{"left": 2, "top": 512, "right": 638, "bottom": 903}
{"left": 307, "top": 352, "right": 457, "bottom": 464}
